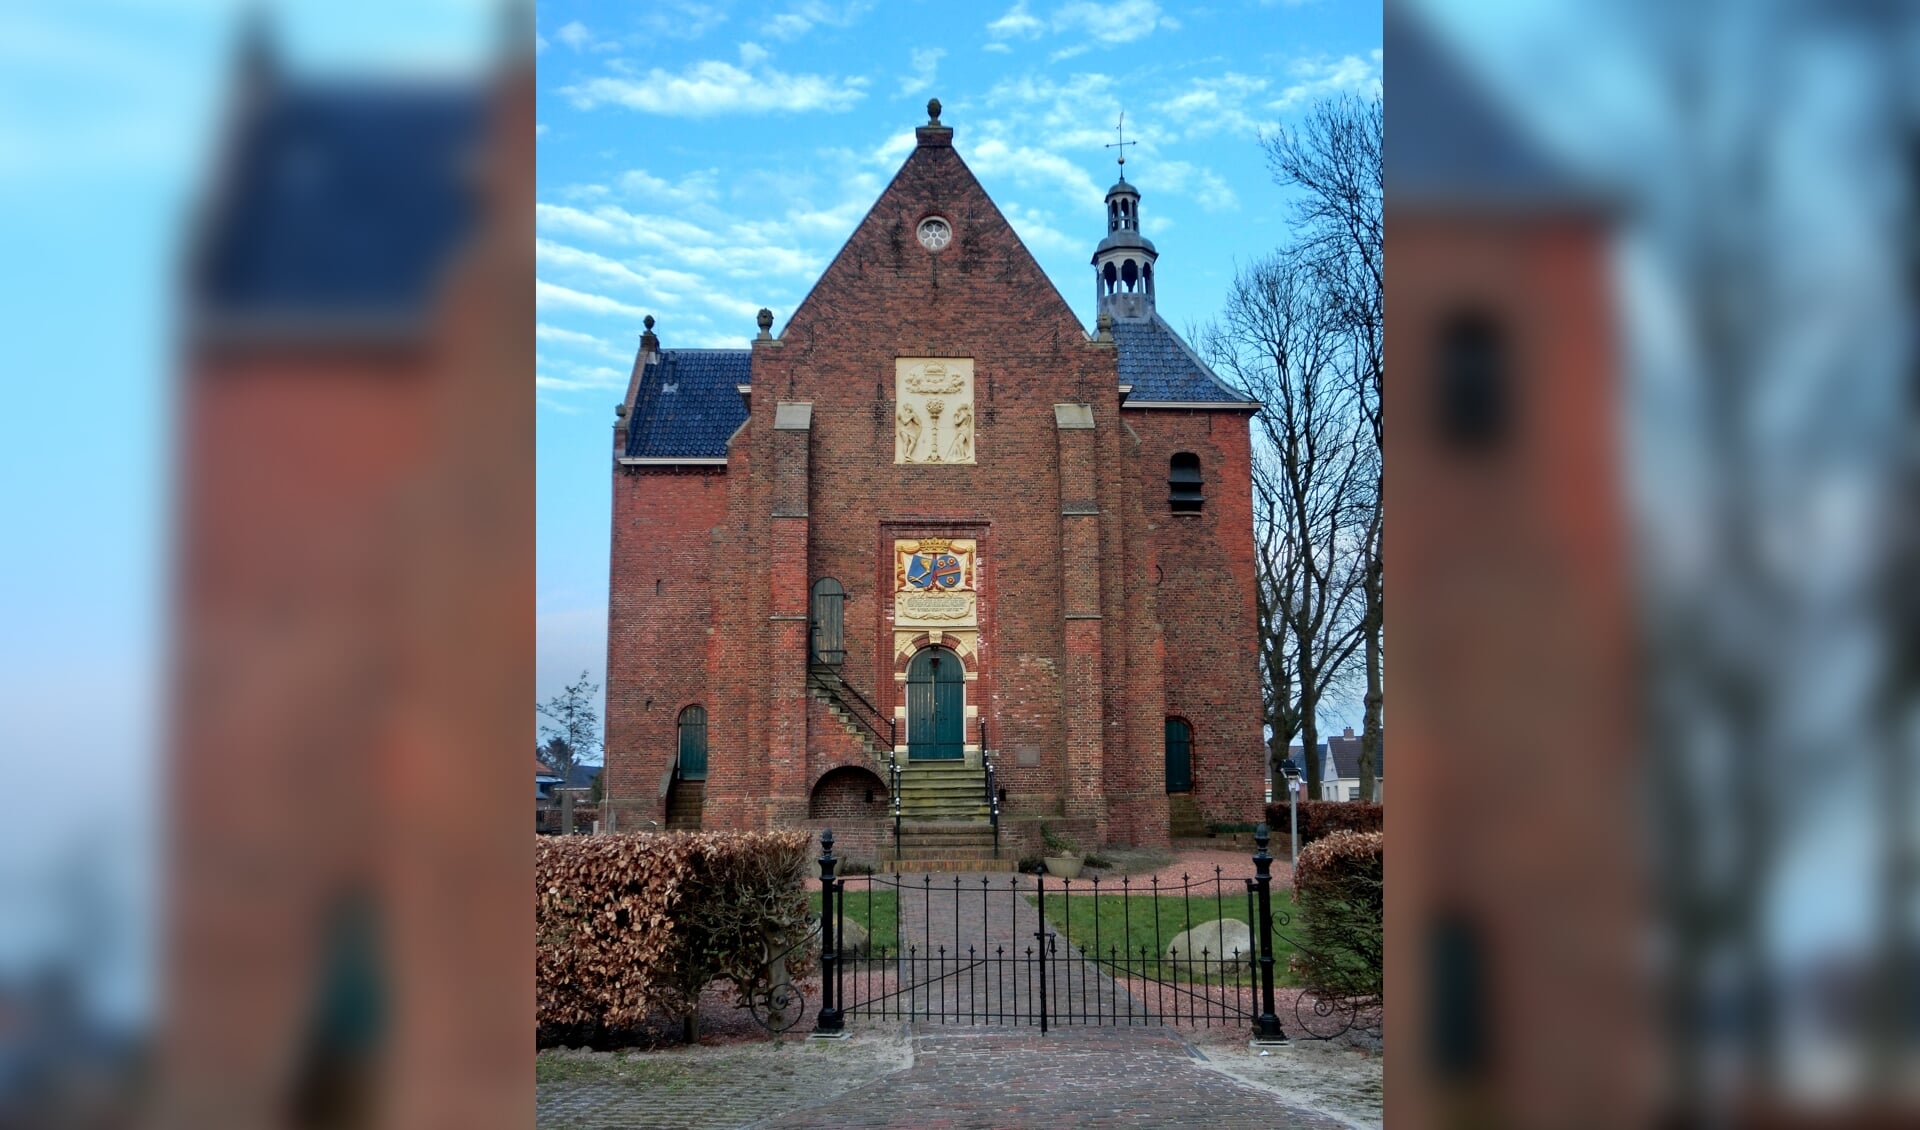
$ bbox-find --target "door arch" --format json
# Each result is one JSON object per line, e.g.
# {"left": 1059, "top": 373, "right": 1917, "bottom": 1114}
{"left": 905, "top": 646, "right": 965, "bottom": 760}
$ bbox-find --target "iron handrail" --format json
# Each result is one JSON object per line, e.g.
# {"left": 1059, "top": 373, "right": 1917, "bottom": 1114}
{"left": 889, "top": 757, "right": 902, "bottom": 859}
{"left": 811, "top": 665, "right": 895, "bottom": 755}
{"left": 984, "top": 748, "right": 1000, "bottom": 859}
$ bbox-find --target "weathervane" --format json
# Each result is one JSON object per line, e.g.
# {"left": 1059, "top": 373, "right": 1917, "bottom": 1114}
{"left": 1105, "top": 111, "right": 1136, "bottom": 178}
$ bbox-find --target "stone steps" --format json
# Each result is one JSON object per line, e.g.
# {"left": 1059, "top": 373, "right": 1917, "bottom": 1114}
{"left": 666, "top": 779, "right": 704, "bottom": 831}
{"left": 1168, "top": 793, "right": 1205, "bottom": 838}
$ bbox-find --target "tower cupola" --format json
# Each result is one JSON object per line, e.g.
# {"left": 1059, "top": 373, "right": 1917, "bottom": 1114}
{"left": 1092, "top": 119, "right": 1158, "bottom": 321}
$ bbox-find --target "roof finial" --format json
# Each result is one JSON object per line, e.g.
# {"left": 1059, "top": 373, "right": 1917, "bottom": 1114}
{"left": 756, "top": 308, "right": 774, "bottom": 341}
{"left": 1105, "top": 111, "right": 1136, "bottom": 179}
{"left": 643, "top": 314, "right": 655, "bottom": 332}
{"left": 927, "top": 98, "right": 942, "bottom": 126}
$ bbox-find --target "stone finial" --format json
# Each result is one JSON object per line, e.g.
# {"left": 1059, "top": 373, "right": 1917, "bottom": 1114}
{"left": 640, "top": 314, "right": 659, "bottom": 354}
{"left": 927, "top": 98, "right": 942, "bottom": 126}
{"left": 756, "top": 308, "right": 775, "bottom": 340}
{"left": 1096, "top": 311, "right": 1114, "bottom": 342}
{"left": 644, "top": 314, "right": 655, "bottom": 331}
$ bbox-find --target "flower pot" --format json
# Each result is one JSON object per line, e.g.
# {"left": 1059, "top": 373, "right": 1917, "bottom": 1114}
{"left": 1044, "top": 855, "right": 1083, "bottom": 879}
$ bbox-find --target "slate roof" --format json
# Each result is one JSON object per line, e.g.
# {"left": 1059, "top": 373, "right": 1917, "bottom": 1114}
{"left": 1113, "top": 315, "right": 1254, "bottom": 405}
{"left": 1328, "top": 733, "right": 1384, "bottom": 779}
{"left": 1386, "top": 0, "right": 1596, "bottom": 208}
{"left": 194, "top": 79, "right": 487, "bottom": 325}
{"left": 625, "top": 350, "right": 752, "bottom": 459}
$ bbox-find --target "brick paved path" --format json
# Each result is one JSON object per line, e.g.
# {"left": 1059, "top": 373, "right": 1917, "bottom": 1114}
{"left": 537, "top": 1025, "right": 1367, "bottom": 1129}
{"left": 762, "top": 1027, "right": 1354, "bottom": 1130}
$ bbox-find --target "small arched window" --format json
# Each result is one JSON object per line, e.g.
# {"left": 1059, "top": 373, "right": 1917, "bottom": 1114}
{"left": 1169, "top": 452, "right": 1203, "bottom": 512}
{"left": 1142, "top": 263, "right": 1153, "bottom": 294}
{"left": 676, "top": 705, "right": 708, "bottom": 781}
{"left": 1122, "top": 258, "right": 1139, "bottom": 291}
{"left": 1436, "top": 313, "right": 1509, "bottom": 452}
{"left": 1102, "top": 260, "right": 1118, "bottom": 295}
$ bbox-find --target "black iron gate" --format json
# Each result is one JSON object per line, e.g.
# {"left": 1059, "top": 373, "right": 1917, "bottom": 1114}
{"left": 810, "top": 826, "right": 1367, "bottom": 1039}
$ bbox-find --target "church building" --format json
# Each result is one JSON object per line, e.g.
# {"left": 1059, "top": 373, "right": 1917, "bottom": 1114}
{"left": 602, "top": 102, "right": 1263, "bottom": 861}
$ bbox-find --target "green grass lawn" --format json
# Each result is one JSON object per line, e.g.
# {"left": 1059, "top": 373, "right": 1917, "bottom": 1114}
{"left": 807, "top": 888, "right": 901, "bottom": 953}
{"left": 1028, "top": 891, "right": 1307, "bottom": 986}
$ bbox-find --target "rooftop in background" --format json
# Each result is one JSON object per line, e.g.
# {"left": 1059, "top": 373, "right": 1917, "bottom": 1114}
{"left": 189, "top": 27, "right": 488, "bottom": 339}
{"left": 1386, "top": 0, "right": 1597, "bottom": 211}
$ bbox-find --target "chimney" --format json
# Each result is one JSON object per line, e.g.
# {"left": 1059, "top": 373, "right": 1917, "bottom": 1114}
{"left": 1344, "top": 726, "right": 1354, "bottom": 739}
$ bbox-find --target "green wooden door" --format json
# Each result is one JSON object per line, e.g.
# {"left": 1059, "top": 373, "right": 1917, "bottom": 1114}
{"left": 1164, "top": 718, "right": 1192, "bottom": 793}
{"left": 906, "top": 647, "right": 965, "bottom": 760}
{"left": 677, "top": 705, "right": 708, "bottom": 780}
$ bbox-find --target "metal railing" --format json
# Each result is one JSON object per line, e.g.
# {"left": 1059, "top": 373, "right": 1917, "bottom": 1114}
{"left": 810, "top": 666, "right": 896, "bottom": 756}
{"left": 889, "top": 757, "right": 902, "bottom": 859}
{"left": 981, "top": 719, "right": 999, "bottom": 858}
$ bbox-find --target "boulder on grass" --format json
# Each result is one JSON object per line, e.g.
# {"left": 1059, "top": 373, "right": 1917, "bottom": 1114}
{"left": 1164, "top": 919, "right": 1254, "bottom": 970}
{"left": 829, "top": 916, "right": 869, "bottom": 958}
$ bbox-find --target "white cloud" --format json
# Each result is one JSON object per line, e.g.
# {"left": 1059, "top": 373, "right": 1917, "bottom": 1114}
{"left": 1052, "top": 0, "right": 1165, "bottom": 46}
{"left": 1162, "top": 72, "right": 1272, "bottom": 137}
{"left": 983, "top": 42, "right": 1012, "bottom": 54}
{"left": 536, "top": 280, "right": 648, "bottom": 321}
{"left": 555, "top": 21, "right": 592, "bottom": 51}
{"left": 537, "top": 323, "right": 628, "bottom": 360}
{"left": 1133, "top": 159, "right": 1238, "bottom": 211}
{"left": 616, "top": 167, "right": 720, "bottom": 206}
{"left": 765, "top": 2, "right": 875, "bottom": 41}
{"left": 536, "top": 122, "right": 549, "bottom": 136}
{"left": 1270, "top": 50, "right": 1382, "bottom": 111}
{"left": 562, "top": 58, "right": 869, "bottom": 116}
{"left": 989, "top": 0, "right": 1174, "bottom": 48}
{"left": 738, "top": 41, "right": 769, "bottom": 67}
{"left": 987, "top": 2, "right": 1045, "bottom": 39}
{"left": 535, "top": 34, "right": 548, "bottom": 54}
{"left": 966, "top": 138, "right": 1104, "bottom": 204}
{"left": 900, "top": 47, "right": 946, "bottom": 97}
{"left": 998, "top": 201, "right": 1080, "bottom": 254}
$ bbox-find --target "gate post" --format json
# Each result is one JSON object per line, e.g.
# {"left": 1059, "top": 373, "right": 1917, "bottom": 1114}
{"left": 1034, "top": 865, "right": 1049, "bottom": 1034}
{"left": 1252, "top": 824, "right": 1288, "bottom": 1043}
{"left": 813, "top": 829, "right": 845, "bottom": 1036}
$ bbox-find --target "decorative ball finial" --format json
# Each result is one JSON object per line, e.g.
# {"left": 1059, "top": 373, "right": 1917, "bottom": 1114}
{"left": 643, "top": 314, "right": 655, "bottom": 331}
{"left": 756, "top": 308, "right": 774, "bottom": 341}
{"left": 927, "top": 98, "right": 942, "bottom": 126}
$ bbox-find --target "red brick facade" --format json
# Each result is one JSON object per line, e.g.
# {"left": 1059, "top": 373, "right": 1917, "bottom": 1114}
{"left": 604, "top": 118, "right": 1264, "bottom": 851}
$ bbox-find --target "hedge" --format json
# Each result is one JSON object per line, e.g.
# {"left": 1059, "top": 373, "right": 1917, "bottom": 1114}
{"left": 1290, "top": 829, "right": 1383, "bottom": 1001}
{"left": 535, "top": 830, "right": 815, "bottom": 1041}
{"left": 1264, "top": 800, "right": 1382, "bottom": 846}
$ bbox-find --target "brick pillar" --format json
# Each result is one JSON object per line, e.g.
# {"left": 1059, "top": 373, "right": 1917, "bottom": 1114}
{"left": 767, "top": 401, "right": 812, "bottom": 825}
{"left": 1055, "top": 404, "right": 1108, "bottom": 839}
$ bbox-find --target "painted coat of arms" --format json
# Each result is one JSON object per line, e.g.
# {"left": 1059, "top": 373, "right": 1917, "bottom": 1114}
{"left": 893, "top": 538, "right": 977, "bottom": 626}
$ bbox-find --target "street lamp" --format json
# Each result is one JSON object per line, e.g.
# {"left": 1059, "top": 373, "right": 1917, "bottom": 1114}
{"left": 1278, "top": 758, "right": 1304, "bottom": 865}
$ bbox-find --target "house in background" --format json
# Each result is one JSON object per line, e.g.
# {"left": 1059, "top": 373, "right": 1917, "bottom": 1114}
{"left": 535, "top": 760, "right": 562, "bottom": 802}
{"left": 1285, "top": 729, "right": 1385, "bottom": 803}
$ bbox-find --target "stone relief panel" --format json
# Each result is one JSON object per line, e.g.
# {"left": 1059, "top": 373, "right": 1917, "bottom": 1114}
{"left": 892, "top": 537, "right": 977, "bottom": 629}
{"left": 895, "top": 358, "right": 976, "bottom": 464}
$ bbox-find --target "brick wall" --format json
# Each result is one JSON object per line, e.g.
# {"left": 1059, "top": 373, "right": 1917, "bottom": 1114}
{"left": 604, "top": 466, "right": 727, "bottom": 818}
{"left": 611, "top": 125, "right": 1265, "bottom": 848}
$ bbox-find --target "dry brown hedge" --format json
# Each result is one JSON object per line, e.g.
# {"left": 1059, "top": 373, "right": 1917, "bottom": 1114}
{"left": 535, "top": 830, "right": 815, "bottom": 1040}
{"left": 1290, "top": 829, "right": 1383, "bottom": 1001}
{"left": 1264, "top": 800, "right": 1382, "bottom": 846}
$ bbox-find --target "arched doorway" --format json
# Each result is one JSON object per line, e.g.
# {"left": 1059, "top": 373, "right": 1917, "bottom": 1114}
{"left": 677, "top": 705, "right": 708, "bottom": 780}
{"left": 905, "top": 646, "right": 965, "bottom": 760}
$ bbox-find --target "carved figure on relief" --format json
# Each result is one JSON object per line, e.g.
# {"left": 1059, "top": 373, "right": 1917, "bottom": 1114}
{"left": 896, "top": 358, "right": 976, "bottom": 465}
{"left": 896, "top": 401, "right": 923, "bottom": 462}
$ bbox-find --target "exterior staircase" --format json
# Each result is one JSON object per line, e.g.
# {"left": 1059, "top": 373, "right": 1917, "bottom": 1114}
{"left": 666, "top": 779, "right": 704, "bottom": 831}
{"left": 806, "top": 665, "right": 1011, "bottom": 871}
{"left": 881, "top": 760, "right": 1012, "bottom": 871}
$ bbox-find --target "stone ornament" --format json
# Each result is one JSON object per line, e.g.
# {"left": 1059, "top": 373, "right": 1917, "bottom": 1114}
{"left": 895, "top": 358, "right": 975, "bottom": 464}
{"left": 916, "top": 216, "right": 952, "bottom": 251}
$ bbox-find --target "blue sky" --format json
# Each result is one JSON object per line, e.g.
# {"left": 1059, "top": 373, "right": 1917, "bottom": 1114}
{"left": 534, "top": 0, "right": 1384, "bottom": 741}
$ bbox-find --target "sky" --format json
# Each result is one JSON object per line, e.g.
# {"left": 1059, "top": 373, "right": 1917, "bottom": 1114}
{"left": 534, "top": 0, "right": 1385, "bottom": 746}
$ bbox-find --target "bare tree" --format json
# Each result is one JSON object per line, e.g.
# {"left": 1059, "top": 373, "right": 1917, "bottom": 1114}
{"left": 1201, "top": 247, "right": 1372, "bottom": 801}
{"left": 537, "top": 671, "right": 602, "bottom": 790}
{"left": 1262, "top": 93, "right": 1384, "bottom": 801}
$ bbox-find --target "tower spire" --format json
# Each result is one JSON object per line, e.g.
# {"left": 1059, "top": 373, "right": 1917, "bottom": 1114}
{"left": 1092, "top": 117, "right": 1158, "bottom": 322}
{"left": 1105, "top": 111, "right": 1136, "bottom": 181}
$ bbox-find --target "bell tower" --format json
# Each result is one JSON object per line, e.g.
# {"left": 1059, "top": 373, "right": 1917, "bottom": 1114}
{"left": 1093, "top": 114, "right": 1158, "bottom": 322}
